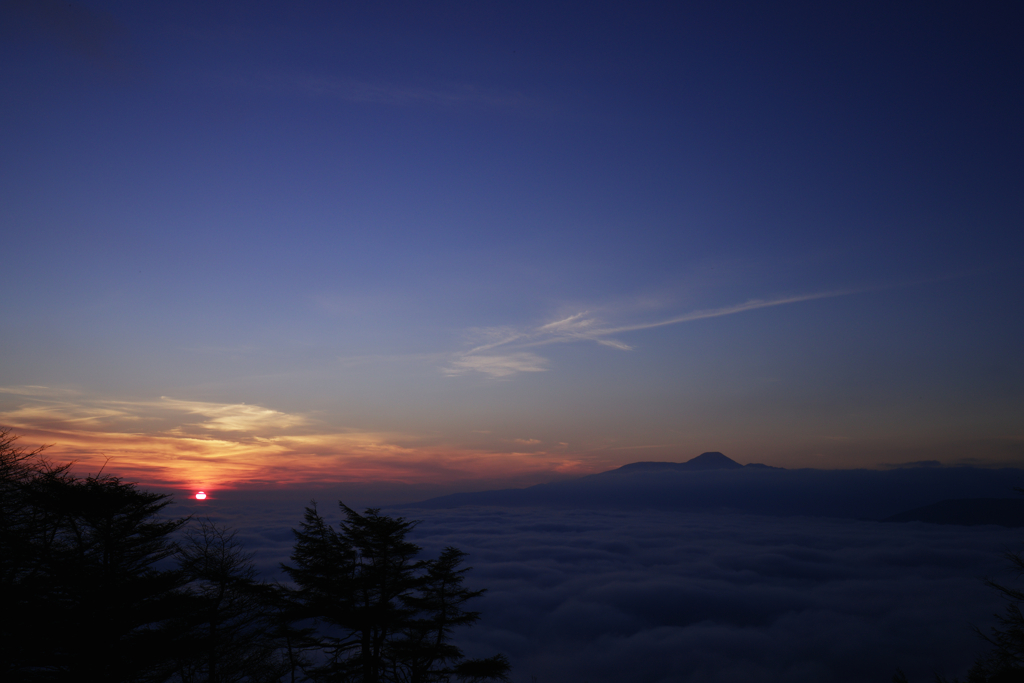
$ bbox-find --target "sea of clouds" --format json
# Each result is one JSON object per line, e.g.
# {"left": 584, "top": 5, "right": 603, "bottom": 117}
{"left": 166, "top": 495, "right": 1023, "bottom": 683}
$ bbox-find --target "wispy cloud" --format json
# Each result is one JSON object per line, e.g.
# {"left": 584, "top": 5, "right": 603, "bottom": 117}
{"left": 0, "top": 387, "right": 590, "bottom": 490}
{"left": 0, "top": 390, "right": 310, "bottom": 437}
{"left": 0, "top": 401, "right": 138, "bottom": 427}
{"left": 0, "top": 385, "right": 80, "bottom": 398}
{"left": 592, "top": 291, "right": 850, "bottom": 336}
{"left": 157, "top": 398, "right": 307, "bottom": 433}
{"left": 446, "top": 290, "right": 857, "bottom": 377}
{"left": 444, "top": 352, "right": 548, "bottom": 378}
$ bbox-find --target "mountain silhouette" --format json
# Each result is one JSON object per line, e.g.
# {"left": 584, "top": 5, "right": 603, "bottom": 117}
{"left": 609, "top": 452, "right": 775, "bottom": 473}
{"left": 396, "top": 455, "right": 1024, "bottom": 520}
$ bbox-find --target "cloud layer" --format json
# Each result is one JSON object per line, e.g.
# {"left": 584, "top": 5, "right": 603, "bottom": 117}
{"left": 180, "top": 499, "right": 1020, "bottom": 683}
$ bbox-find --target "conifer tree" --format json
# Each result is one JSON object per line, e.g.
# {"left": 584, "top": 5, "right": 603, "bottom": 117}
{"left": 282, "top": 502, "right": 510, "bottom": 683}
{"left": 0, "top": 429, "right": 187, "bottom": 681}
{"left": 174, "top": 519, "right": 289, "bottom": 683}
{"left": 391, "top": 546, "right": 510, "bottom": 683}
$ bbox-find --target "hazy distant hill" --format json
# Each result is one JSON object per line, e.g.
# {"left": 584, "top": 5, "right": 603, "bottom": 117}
{"left": 883, "top": 498, "right": 1024, "bottom": 527}
{"left": 400, "top": 453, "right": 1024, "bottom": 521}
{"left": 607, "top": 451, "right": 780, "bottom": 473}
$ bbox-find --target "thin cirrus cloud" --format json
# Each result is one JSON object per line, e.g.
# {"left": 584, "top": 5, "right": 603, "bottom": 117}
{"left": 0, "top": 392, "right": 307, "bottom": 436}
{"left": 157, "top": 398, "right": 307, "bottom": 433}
{"left": 444, "top": 352, "right": 548, "bottom": 378}
{"left": 445, "top": 290, "right": 855, "bottom": 378}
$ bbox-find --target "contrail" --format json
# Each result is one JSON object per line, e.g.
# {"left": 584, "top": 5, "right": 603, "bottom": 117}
{"left": 593, "top": 289, "right": 856, "bottom": 336}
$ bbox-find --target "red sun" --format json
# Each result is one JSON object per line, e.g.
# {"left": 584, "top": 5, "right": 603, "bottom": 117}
{"left": 195, "top": 491, "right": 207, "bottom": 500}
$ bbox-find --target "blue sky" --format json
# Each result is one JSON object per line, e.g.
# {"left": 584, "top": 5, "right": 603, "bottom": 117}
{"left": 1, "top": 1, "right": 1021, "bottom": 495}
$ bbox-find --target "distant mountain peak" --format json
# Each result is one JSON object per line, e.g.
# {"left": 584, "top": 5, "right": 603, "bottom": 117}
{"left": 685, "top": 452, "right": 743, "bottom": 470}
{"left": 612, "top": 452, "right": 746, "bottom": 473}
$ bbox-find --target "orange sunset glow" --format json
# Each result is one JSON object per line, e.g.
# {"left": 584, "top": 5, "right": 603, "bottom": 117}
{"left": 0, "top": 388, "right": 599, "bottom": 494}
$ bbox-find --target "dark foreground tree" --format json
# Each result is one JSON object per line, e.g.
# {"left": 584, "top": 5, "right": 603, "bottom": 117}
{"left": 0, "top": 428, "right": 188, "bottom": 682}
{"left": 2, "top": 428, "right": 508, "bottom": 683}
{"left": 389, "top": 546, "right": 511, "bottom": 683}
{"left": 908, "top": 555, "right": 1024, "bottom": 683}
{"left": 0, "top": 427, "right": 55, "bottom": 679}
{"left": 936, "top": 494, "right": 1024, "bottom": 683}
{"left": 954, "top": 550, "right": 1024, "bottom": 683}
{"left": 283, "top": 502, "right": 510, "bottom": 683}
{"left": 895, "top": 491, "right": 1024, "bottom": 683}
{"left": 173, "top": 519, "right": 292, "bottom": 683}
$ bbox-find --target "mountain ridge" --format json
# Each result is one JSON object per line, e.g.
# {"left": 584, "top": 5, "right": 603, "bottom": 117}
{"left": 393, "top": 454, "right": 1024, "bottom": 521}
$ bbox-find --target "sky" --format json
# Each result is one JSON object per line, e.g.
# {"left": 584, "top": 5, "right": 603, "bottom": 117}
{"left": 1, "top": 1, "right": 1022, "bottom": 500}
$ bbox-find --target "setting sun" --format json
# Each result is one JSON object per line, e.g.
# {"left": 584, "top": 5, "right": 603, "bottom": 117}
{"left": 195, "top": 491, "right": 207, "bottom": 500}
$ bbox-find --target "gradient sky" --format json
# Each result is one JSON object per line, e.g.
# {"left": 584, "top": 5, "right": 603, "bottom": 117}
{"left": 1, "top": 1, "right": 1022, "bottom": 499}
